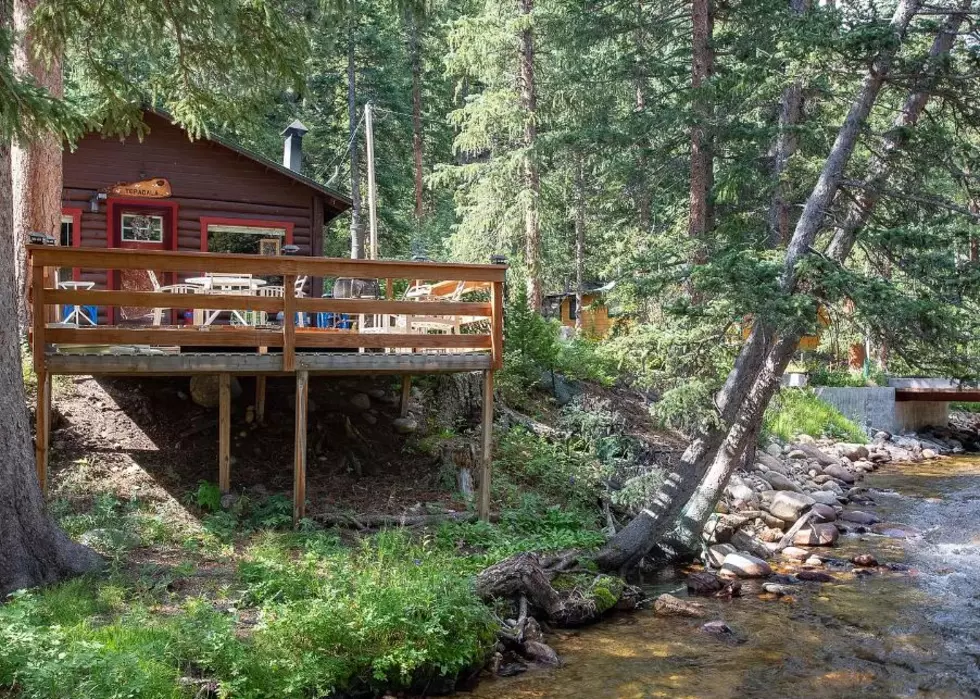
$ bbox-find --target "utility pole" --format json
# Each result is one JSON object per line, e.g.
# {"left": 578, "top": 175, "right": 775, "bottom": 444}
{"left": 365, "top": 101, "right": 379, "bottom": 260}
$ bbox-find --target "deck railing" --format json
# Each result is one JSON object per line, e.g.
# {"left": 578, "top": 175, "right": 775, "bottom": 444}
{"left": 28, "top": 246, "right": 506, "bottom": 375}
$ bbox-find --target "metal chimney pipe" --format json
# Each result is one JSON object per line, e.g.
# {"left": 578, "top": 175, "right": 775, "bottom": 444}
{"left": 281, "top": 120, "right": 309, "bottom": 174}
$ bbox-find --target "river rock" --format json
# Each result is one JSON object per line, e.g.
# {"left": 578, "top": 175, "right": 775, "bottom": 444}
{"left": 705, "top": 514, "right": 750, "bottom": 544}
{"left": 523, "top": 640, "right": 561, "bottom": 667}
{"left": 189, "top": 375, "right": 242, "bottom": 408}
{"left": 701, "top": 620, "right": 734, "bottom": 635}
{"left": 793, "top": 523, "right": 839, "bottom": 546}
{"left": 810, "top": 503, "right": 837, "bottom": 523}
{"left": 721, "top": 553, "right": 773, "bottom": 579}
{"left": 392, "top": 417, "right": 418, "bottom": 434}
{"left": 757, "top": 526, "right": 784, "bottom": 543}
{"left": 766, "top": 443, "right": 783, "bottom": 457}
{"left": 654, "top": 593, "right": 706, "bottom": 618}
{"left": 726, "top": 478, "right": 756, "bottom": 503}
{"left": 757, "top": 452, "right": 789, "bottom": 475}
{"left": 819, "top": 481, "right": 844, "bottom": 496}
{"left": 768, "top": 491, "right": 815, "bottom": 521}
{"left": 797, "top": 570, "right": 836, "bottom": 582}
{"left": 707, "top": 543, "right": 737, "bottom": 568}
{"left": 687, "top": 572, "right": 725, "bottom": 595}
{"left": 804, "top": 556, "right": 823, "bottom": 566}
{"left": 780, "top": 546, "right": 809, "bottom": 561}
{"left": 762, "top": 583, "right": 794, "bottom": 596}
{"left": 787, "top": 449, "right": 808, "bottom": 460}
{"left": 731, "top": 530, "right": 772, "bottom": 560}
{"left": 871, "top": 522, "right": 923, "bottom": 539}
{"left": 851, "top": 554, "right": 879, "bottom": 567}
{"left": 841, "top": 510, "right": 880, "bottom": 525}
{"left": 922, "top": 448, "right": 937, "bottom": 459}
{"left": 763, "top": 472, "right": 803, "bottom": 493}
{"left": 839, "top": 443, "right": 870, "bottom": 461}
{"left": 794, "top": 443, "right": 838, "bottom": 467}
{"left": 823, "top": 464, "right": 856, "bottom": 484}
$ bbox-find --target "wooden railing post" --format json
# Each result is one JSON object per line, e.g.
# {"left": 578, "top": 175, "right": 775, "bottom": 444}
{"left": 32, "top": 263, "right": 46, "bottom": 375}
{"left": 283, "top": 274, "right": 297, "bottom": 372}
{"left": 491, "top": 281, "right": 504, "bottom": 370}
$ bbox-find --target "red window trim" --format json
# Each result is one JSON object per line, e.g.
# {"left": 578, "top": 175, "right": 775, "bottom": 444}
{"left": 61, "top": 206, "right": 83, "bottom": 281}
{"left": 199, "top": 216, "right": 295, "bottom": 252}
{"left": 107, "top": 198, "right": 179, "bottom": 249}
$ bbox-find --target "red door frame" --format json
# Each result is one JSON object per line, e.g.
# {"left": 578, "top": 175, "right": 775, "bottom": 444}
{"left": 106, "top": 198, "right": 179, "bottom": 324}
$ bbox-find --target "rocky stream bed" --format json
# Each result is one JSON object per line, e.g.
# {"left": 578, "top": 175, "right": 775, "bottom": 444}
{"left": 467, "top": 430, "right": 980, "bottom": 698}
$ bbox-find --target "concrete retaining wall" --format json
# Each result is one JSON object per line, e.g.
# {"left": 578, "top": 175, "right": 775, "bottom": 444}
{"left": 895, "top": 401, "right": 949, "bottom": 432}
{"left": 813, "top": 387, "right": 896, "bottom": 435}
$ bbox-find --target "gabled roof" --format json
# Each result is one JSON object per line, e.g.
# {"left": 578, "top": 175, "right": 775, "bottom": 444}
{"left": 149, "top": 108, "right": 351, "bottom": 213}
{"left": 545, "top": 280, "right": 615, "bottom": 298}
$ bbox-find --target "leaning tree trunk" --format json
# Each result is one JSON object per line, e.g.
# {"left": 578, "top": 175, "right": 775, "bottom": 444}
{"left": 347, "top": 4, "right": 365, "bottom": 260}
{"left": 12, "top": 0, "right": 62, "bottom": 333}
{"left": 519, "top": 0, "right": 542, "bottom": 311}
{"left": 595, "top": 0, "right": 923, "bottom": 572}
{"left": 0, "top": 139, "right": 102, "bottom": 598}
{"left": 664, "top": 0, "right": 950, "bottom": 556}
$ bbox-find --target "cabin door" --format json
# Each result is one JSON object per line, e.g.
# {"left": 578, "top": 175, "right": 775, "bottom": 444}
{"left": 108, "top": 200, "right": 177, "bottom": 325}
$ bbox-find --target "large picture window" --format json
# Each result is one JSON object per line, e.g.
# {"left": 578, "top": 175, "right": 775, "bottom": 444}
{"left": 200, "top": 217, "right": 294, "bottom": 254}
{"left": 120, "top": 212, "right": 165, "bottom": 242}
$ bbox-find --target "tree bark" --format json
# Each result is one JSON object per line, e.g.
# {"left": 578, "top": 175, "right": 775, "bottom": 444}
{"left": 409, "top": 12, "right": 424, "bottom": 222}
{"left": 596, "top": 0, "right": 923, "bottom": 572}
{"left": 574, "top": 156, "right": 586, "bottom": 332}
{"left": 347, "top": 4, "right": 365, "bottom": 260}
{"left": 0, "top": 124, "right": 102, "bottom": 596}
{"left": 688, "top": 0, "right": 713, "bottom": 259}
{"left": 767, "top": 0, "right": 811, "bottom": 247}
{"left": 519, "top": 0, "right": 542, "bottom": 311}
{"left": 12, "top": 0, "right": 62, "bottom": 332}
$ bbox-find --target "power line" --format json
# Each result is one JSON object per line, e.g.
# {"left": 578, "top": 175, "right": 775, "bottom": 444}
{"left": 314, "top": 109, "right": 365, "bottom": 183}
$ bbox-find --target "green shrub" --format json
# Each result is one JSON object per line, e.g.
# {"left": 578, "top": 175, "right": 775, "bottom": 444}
{"left": 554, "top": 338, "right": 617, "bottom": 385}
{"left": 808, "top": 367, "right": 868, "bottom": 388}
{"left": 764, "top": 388, "right": 866, "bottom": 442}
{"left": 239, "top": 531, "right": 496, "bottom": 697}
{"left": 951, "top": 401, "right": 980, "bottom": 413}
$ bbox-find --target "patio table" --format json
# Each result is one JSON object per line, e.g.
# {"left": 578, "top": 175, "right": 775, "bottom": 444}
{"left": 184, "top": 277, "right": 268, "bottom": 325}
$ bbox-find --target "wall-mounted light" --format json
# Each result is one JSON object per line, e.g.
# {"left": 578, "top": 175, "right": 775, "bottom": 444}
{"left": 88, "top": 191, "right": 107, "bottom": 212}
{"left": 282, "top": 244, "right": 300, "bottom": 256}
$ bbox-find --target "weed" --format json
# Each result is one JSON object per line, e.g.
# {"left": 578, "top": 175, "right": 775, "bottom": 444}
{"left": 763, "top": 388, "right": 866, "bottom": 442}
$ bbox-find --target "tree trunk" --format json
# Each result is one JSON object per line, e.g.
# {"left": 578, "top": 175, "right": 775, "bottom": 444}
{"left": 688, "top": 0, "right": 713, "bottom": 260}
{"left": 519, "top": 0, "right": 542, "bottom": 311}
{"left": 409, "top": 14, "right": 424, "bottom": 222}
{"left": 767, "top": 0, "right": 810, "bottom": 247}
{"left": 596, "top": 0, "right": 923, "bottom": 572}
{"left": 0, "top": 134, "right": 102, "bottom": 597}
{"left": 12, "top": 0, "right": 62, "bottom": 332}
{"left": 347, "top": 5, "right": 365, "bottom": 260}
{"left": 574, "top": 157, "right": 585, "bottom": 332}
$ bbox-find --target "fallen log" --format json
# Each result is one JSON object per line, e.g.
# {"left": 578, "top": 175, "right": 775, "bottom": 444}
{"left": 312, "top": 511, "right": 498, "bottom": 529}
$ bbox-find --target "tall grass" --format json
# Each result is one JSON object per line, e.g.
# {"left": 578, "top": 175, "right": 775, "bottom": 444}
{"left": 763, "top": 388, "right": 866, "bottom": 443}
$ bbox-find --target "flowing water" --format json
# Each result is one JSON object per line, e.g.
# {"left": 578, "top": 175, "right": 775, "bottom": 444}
{"left": 469, "top": 458, "right": 980, "bottom": 698}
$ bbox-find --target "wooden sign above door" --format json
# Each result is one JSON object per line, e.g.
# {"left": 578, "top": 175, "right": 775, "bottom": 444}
{"left": 108, "top": 178, "right": 172, "bottom": 198}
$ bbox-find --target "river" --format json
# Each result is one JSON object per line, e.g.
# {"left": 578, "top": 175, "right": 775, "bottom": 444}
{"left": 468, "top": 458, "right": 980, "bottom": 698}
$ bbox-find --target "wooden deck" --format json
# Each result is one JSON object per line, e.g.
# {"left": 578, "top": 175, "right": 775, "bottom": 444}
{"left": 28, "top": 245, "right": 506, "bottom": 522}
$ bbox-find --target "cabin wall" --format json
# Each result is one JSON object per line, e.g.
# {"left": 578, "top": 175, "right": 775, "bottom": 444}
{"left": 60, "top": 113, "right": 337, "bottom": 310}
{"left": 557, "top": 294, "right": 611, "bottom": 338}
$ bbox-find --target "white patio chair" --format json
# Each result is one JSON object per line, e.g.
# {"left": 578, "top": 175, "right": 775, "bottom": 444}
{"left": 152, "top": 284, "right": 203, "bottom": 326}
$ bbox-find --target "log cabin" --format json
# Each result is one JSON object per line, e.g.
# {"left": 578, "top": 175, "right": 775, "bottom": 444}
{"left": 59, "top": 109, "right": 351, "bottom": 324}
{"left": 543, "top": 282, "right": 615, "bottom": 338}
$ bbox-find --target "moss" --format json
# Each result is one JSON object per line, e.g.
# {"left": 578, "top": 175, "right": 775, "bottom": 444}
{"left": 551, "top": 573, "right": 625, "bottom": 615}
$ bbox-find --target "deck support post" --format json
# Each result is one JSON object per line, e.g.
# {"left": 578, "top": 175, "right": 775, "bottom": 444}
{"left": 35, "top": 371, "right": 51, "bottom": 493}
{"left": 478, "top": 370, "right": 494, "bottom": 522}
{"left": 255, "top": 376, "right": 267, "bottom": 425}
{"left": 293, "top": 370, "right": 309, "bottom": 525}
{"left": 399, "top": 375, "right": 412, "bottom": 417}
{"left": 218, "top": 373, "right": 231, "bottom": 492}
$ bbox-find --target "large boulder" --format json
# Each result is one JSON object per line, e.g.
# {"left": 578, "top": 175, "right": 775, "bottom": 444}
{"left": 840, "top": 510, "right": 880, "bottom": 525}
{"left": 809, "top": 490, "right": 840, "bottom": 506}
{"left": 763, "top": 472, "right": 803, "bottom": 493}
{"left": 756, "top": 452, "right": 789, "bottom": 475}
{"left": 823, "top": 464, "right": 857, "bottom": 484}
{"left": 730, "top": 530, "right": 772, "bottom": 560}
{"left": 793, "top": 523, "right": 840, "bottom": 547}
{"left": 768, "top": 491, "right": 815, "bottom": 521}
{"left": 720, "top": 553, "right": 772, "bottom": 579}
{"left": 707, "top": 543, "right": 737, "bottom": 568}
{"left": 838, "top": 443, "right": 870, "bottom": 462}
{"left": 793, "top": 443, "right": 838, "bottom": 467}
{"left": 810, "top": 503, "right": 837, "bottom": 523}
{"left": 189, "top": 375, "right": 242, "bottom": 408}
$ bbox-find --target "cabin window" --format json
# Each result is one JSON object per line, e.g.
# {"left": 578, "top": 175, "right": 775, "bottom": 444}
{"left": 568, "top": 296, "right": 578, "bottom": 320}
{"left": 120, "top": 212, "right": 164, "bottom": 242}
{"left": 206, "top": 223, "right": 288, "bottom": 255}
